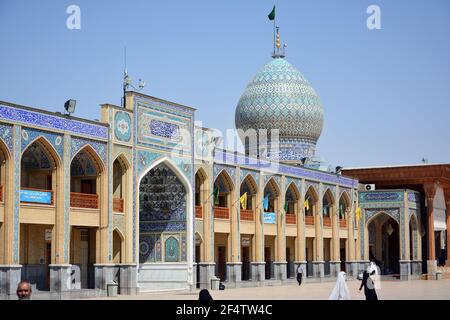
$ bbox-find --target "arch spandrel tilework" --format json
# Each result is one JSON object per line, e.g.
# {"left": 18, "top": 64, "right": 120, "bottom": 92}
{"left": 137, "top": 150, "right": 192, "bottom": 184}
{"left": 71, "top": 137, "right": 107, "bottom": 166}
{"left": 21, "top": 128, "right": 64, "bottom": 160}
{"left": 213, "top": 164, "right": 236, "bottom": 182}
{"left": 240, "top": 169, "right": 260, "bottom": 185}
{"left": 304, "top": 181, "right": 319, "bottom": 198}
{"left": 284, "top": 177, "right": 302, "bottom": 197}
{"left": 263, "top": 174, "right": 281, "bottom": 189}
{"left": 339, "top": 188, "right": 351, "bottom": 201}
{"left": 0, "top": 123, "right": 13, "bottom": 152}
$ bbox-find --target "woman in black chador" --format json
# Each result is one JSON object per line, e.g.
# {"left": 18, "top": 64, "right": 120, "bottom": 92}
{"left": 359, "top": 263, "right": 378, "bottom": 300}
{"left": 198, "top": 289, "right": 213, "bottom": 301}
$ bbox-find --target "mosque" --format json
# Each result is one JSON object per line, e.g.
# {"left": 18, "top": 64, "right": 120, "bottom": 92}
{"left": 0, "top": 27, "right": 448, "bottom": 299}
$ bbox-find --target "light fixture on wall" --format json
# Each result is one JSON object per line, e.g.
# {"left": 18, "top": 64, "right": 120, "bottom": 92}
{"left": 387, "top": 223, "right": 394, "bottom": 236}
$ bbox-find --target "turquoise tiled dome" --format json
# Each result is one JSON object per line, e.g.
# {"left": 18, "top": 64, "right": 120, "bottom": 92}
{"left": 235, "top": 57, "right": 324, "bottom": 161}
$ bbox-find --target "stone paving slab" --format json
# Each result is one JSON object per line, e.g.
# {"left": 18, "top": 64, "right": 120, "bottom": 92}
{"left": 81, "top": 279, "right": 450, "bottom": 300}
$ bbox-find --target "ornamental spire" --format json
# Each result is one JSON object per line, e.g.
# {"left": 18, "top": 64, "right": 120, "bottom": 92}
{"left": 272, "top": 27, "right": 286, "bottom": 58}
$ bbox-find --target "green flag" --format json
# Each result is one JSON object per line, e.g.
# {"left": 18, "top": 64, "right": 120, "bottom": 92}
{"left": 213, "top": 185, "right": 219, "bottom": 205}
{"left": 268, "top": 6, "right": 275, "bottom": 21}
{"left": 284, "top": 201, "right": 289, "bottom": 213}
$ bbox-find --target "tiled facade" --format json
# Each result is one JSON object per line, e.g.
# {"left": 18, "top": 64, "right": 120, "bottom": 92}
{"left": 0, "top": 90, "right": 428, "bottom": 299}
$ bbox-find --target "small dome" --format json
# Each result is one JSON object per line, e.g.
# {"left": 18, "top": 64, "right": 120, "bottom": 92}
{"left": 235, "top": 57, "right": 324, "bottom": 161}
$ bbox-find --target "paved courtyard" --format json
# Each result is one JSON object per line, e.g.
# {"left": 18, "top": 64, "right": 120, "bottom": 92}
{"left": 84, "top": 279, "right": 450, "bottom": 300}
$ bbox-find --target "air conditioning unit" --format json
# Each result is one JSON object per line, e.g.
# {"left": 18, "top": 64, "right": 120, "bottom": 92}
{"left": 365, "top": 184, "right": 376, "bottom": 191}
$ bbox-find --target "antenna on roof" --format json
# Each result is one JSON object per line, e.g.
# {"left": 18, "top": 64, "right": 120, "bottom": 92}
{"left": 122, "top": 46, "right": 146, "bottom": 109}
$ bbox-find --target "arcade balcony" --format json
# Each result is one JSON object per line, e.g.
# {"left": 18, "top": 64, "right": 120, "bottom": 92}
{"left": 240, "top": 209, "right": 254, "bottom": 221}
{"left": 70, "top": 192, "right": 99, "bottom": 209}
{"left": 195, "top": 205, "right": 203, "bottom": 219}
{"left": 214, "top": 206, "right": 229, "bottom": 219}
{"left": 286, "top": 214, "right": 296, "bottom": 225}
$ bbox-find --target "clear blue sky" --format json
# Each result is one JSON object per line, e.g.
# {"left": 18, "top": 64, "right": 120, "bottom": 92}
{"left": 1, "top": 0, "right": 449, "bottom": 168}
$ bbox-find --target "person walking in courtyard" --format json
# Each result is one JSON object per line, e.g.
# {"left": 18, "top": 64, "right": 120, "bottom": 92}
{"left": 328, "top": 271, "right": 350, "bottom": 300}
{"left": 296, "top": 264, "right": 303, "bottom": 286}
{"left": 16, "top": 281, "right": 32, "bottom": 300}
{"left": 359, "top": 265, "right": 378, "bottom": 300}
{"left": 198, "top": 289, "right": 213, "bottom": 300}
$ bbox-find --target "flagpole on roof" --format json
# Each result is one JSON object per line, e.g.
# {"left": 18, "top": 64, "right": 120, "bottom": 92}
{"left": 273, "top": 16, "right": 276, "bottom": 57}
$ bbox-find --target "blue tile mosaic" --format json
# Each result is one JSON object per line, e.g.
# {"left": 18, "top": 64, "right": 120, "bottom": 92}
{"left": 114, "top": 111, "right": 132, "bottom": 142}
{"left": 0, "top": 123, "right": 13, "bottom": 152}
{"left": 21, "top": 127, "right": 64, "bottom": 160}
{"left": 0, "top": 104, "right": 108, "bottom": 140}
{"left": 71, "top": 137, "right": 107, "bottom": 167}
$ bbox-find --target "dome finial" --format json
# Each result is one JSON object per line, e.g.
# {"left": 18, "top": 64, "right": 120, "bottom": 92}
{"left": 272, "top": 27, "right": 286, "bottom": 58}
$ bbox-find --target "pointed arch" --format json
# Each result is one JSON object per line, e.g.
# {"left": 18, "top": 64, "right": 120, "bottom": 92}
{"left": 285, "top": 182, "right": 300, "bottom": 216}
{"left": 339, "top": 190, "right": 351, "bottom": 208}
{"left": 214, "top": 169, "right": 235, "bottom": 192}
{"left": 366, "top": 210, "right": 400, "bottom": 226}
{"left": 322, "top": 188, "right": 335, "bottom": 205}
{"left": 113, "top": 152, "right": 131, "bottom": 171}
{"left": 21, "top": 136, "right": 62, "bottom": 168}
{"left": 305, "top": 185, "right": 319, "bottom": 202}
{"left": 137, "top": 156, "right": 193, "bottom": 271}
{"left": 338, "top": 190, "right": 351, "bottom": 220}
{"left": 409, "top": 214, "right": 419, "bottom": 260}
{"left": 264, "top": 177, "right": 280, "bottom": 197}
{"left": 195, "top": 231, "right": 203, "bottom": 244}
{"left": 0, "top": 139, "right": 10, "bottom": 204}
{"left": 305, "top": 185, "right": 318, "bottom": 218}
{"left": 71, "top": 144, "right": 105, "bottom": 174}
{"left": 195, "top": 167, "right": 208, "bottom": 182}
{"left": 286, "top": 182, "right": 300, "bottom": 201}
{"left": 241, "top": 174, "right": 258, "bottom": 195}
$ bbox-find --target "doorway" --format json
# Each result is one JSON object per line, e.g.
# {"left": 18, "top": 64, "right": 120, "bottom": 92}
{"left": 195, "top": 245, "right": 201, "bottom": 288}
{"left": 218, "top": 246, "right": 226, "bottom": 281}
{"left": 264, "top": 247, "right": 271, "bottom": 280}
{"left": 242, "top": 246, "right": 250, "bottom": 281}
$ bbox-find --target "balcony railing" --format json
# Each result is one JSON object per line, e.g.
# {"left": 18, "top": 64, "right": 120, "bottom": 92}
{"left": 0, "top": 185, "right": 3, "bottom": 202}
{"left": 339, "top": 219, "right": 347, "bottom": 228}
{"left": 305, "top": 215, "right": 314, "bottom": 225}
{"left": 286, "top": 214, "right": 296, "bottom": 225}
{"left": 70, "top": 192, "right": 99, "bottom": 209}
{"left": 113, "top": 198, "right": 124, "bottom": 213}
{"left": 323, "top": 217, "right": 332, "bottom": 227}
{"left": 20, "top": 187, "right": 54, "bottom": 205}
{"left": 195, "top": 206, "right": 203, "bottom": 219}
{"left": 214, "top": 206, "right": 229, "bottom": 219}
{"left": 240, "top": 209, "right": 254, "bottom": 221}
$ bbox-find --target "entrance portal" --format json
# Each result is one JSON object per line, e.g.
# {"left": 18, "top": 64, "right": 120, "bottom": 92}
{"left": 368, "top": 213, "right": 400, "bottom": 275}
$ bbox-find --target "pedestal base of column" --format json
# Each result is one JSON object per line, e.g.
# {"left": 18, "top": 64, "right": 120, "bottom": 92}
{"left": 119, "top": 264, "right": 138, "bottom": 295}
{"left": 357, "top": 261, "right": 370, "bottom": 274}
{"left": 329, "top": 261, "right": 341, "bottom": 277}
{"left": 345, "top": 261, "right": 357, "bottom": 278}
{"left": 427, "top": 260, "right": 437, "bottom": 280}
{"left": 250, "top": 262, "right": 266, "bottom": 285}
{"left": 225, "top": 263, "right": 242, "bottom": 288}
{"left": 49, "top": 264, "right": 72, "bottom": 293}
{"left": 399, "top": 260, "right": 411, "bottom": 281}
{"left": 312, "top": 261, "right": 324, "bottom": 279}
{"left": 273, "top": 262, "right": 287, "bottom": 281}
{"left": 410, "top": 260, "right": 422, "bottom": 277}
{"left": 0, "top": 265, "right": 22, "bottom": 300}
{"left": 94, "top": 264, "right": 116, "bottom": 290}
{"left": 198, "top": 262, "right": 216, "bottom": 290}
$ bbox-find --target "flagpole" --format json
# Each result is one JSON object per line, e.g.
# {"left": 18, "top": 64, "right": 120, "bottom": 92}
{"left": 273, "top": 18, "right": 276, "bottom": 56}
